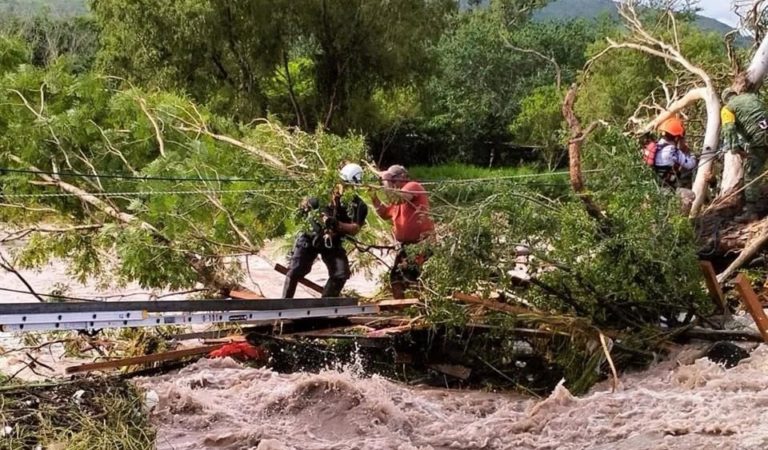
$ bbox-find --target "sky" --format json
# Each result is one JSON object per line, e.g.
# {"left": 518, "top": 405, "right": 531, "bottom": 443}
{"left": 697, "top": 0, "right": 739, "bottom": 27}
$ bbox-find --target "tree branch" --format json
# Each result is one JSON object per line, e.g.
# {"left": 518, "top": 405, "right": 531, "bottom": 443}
{"left": 0, "top": 250, "right": 44, "bottom": 302}
{"left": 137, "top": 97, "right": 166, "bottom": 158}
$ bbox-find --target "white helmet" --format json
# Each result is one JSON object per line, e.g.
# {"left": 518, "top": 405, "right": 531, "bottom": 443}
{"left": 340, "top": 163, "right": 364, "bottom": 184}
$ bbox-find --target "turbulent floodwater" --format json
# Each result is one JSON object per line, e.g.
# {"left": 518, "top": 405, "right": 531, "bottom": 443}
{"left": 139, "top": 344, "right": 768, "bottom": 450}
{"left": 2, "top": 237, "right": 768, "bottom": 449}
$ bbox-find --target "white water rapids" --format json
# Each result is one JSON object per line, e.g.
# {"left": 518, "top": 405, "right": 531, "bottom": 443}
{"left": 139, "top": 345, "right": 768, "bottom": 450}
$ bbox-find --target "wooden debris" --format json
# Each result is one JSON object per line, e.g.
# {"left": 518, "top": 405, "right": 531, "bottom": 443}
{"left": 699, "top": 260, "right": 728, "bottom": 315}
{"left": 452, "top": 292, "right": 533, "bottom": 315}
{"left": 376, "top": 299, "right": 422, "bottom": 310}
{"left": 734, "top": 274, "right": 768, "bottom": 342}
{"left": 274, "top": 263, "right": 323, "bottom": 293}
{"left": 347, "top": 316, "right": 412, "bottom": 327}
{"left": 367, "top": 325, "right": 413, "bottom": 337}
{"left": 202, "top": 336, "right": 247, "bottom": 345}
{"left": 65, "top": 345, "right": 223, "bottom": 374}
{"left": 682, "top": 327, "right": 763, "bottom": 342}
{"left": 290, "top": 325, "right": 375, "bottom": 337}
{"left": 427, "top": 364, "right": 472, "bottom": 380}
{"left": 229, "top": 289, "right": 265, "bottom": 300}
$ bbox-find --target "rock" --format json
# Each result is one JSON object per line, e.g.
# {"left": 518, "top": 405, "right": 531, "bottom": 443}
{"left": 704, "top": 341, "right": 750, "bottom": 368}
{"left": 144, "top": 389, "right": 159, "bottom": 412}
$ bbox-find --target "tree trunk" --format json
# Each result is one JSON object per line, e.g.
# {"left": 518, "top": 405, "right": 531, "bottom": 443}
{"left": 562, "top": 84, "right": 606, "bottom": 223}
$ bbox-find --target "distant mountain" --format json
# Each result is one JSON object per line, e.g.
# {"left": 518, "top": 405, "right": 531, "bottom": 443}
{"left": 534, "top": 0, "right": 735, "bottom": 36}
{"left": 0, "top": 0, "right": 87, "bottom": 17}
{"left": 460, "top": 0, "right": 743, "bottom": 42}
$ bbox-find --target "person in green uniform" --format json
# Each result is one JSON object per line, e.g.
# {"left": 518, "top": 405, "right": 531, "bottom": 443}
{"left": 721, "top": 85, "right": 768, "bottom": 221}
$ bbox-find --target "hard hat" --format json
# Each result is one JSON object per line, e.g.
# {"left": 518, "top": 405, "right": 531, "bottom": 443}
{"left": 722, "top": 87, "right": 737, "bottom": 102}
{"left": 340, "top": 163, "right": 364, "bottom": 184}
{"left": 658, "top": 117, "right": 685, "bottom": 137}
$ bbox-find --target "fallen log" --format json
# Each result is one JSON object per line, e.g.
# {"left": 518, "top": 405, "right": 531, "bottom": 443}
{"left": 65, "top": 345, "right": 223, "bottom": 374}
{"left": 452, "top": 292, "right": 534, "bottom": 315}
{"left": 681, "top": 327, "right": 763, "bottom": 342}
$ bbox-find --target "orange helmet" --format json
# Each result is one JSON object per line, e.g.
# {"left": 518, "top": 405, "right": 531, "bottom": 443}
{"left": 658, "top": 117, "right": 685, "bottom": 137}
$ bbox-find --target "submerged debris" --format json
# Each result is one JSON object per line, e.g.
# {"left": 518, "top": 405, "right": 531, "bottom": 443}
{"left": 0, "top": 376, "right": 155, "bottom": 450}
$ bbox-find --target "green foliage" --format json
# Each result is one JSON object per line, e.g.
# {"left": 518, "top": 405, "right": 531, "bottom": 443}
{"left": 0, "top": 14, "right": 99, "bottom": 71}
{"left": 420, "top": 130, "right": 710, "bottom": 390}
{"left": 0, "top": 60, "right": 365, "bottom": 290}
{"left": 422, "top": 9, "right": 602, "bottom": 164}
{"left": 0, "top": 35, "right": 28, "bottom": 73}
{"left": 91, "top": 0, "right": 453, "bottom": 131}
{"left": 509, "top": 85, "right": 566, "bottom": 168}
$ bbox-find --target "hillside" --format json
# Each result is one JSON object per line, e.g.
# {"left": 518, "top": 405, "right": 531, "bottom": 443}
{"left": 459, "top": 0, "right": 742, "bottom": 41}
{"left": 0, "top": 0, "right": 87, "bottom": 17}
{"left": 536, "top": 0, "right": 731, "bottom": 33}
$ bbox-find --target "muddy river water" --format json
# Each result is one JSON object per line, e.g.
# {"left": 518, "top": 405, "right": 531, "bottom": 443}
{"left": 1, "top": 244, "right": 767, "bottom": 449}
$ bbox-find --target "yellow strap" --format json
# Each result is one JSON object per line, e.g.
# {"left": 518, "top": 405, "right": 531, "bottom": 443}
{"left": 721, "top": 107, "right": 736, "bottom": 125}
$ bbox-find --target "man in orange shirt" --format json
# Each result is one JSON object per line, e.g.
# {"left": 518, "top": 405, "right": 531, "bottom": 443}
{"left": 371, "top": 165, "right": 435, "bottom": 299}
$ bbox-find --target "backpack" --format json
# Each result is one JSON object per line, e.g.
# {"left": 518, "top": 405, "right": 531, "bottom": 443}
{"left": 642, "top": 140, "right": 659, "bottom": 167}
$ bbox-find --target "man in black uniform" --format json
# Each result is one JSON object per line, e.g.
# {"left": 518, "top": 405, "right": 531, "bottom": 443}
{"left": 281, "top": 163, "right": 368, "bottom": 298}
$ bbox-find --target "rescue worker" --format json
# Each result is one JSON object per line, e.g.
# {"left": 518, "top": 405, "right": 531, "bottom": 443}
{"left": 652, "top": 117, "right": 697, "bottom": 188}
{"left": 371, "top": 164, "right": 435, "bottom": 299}
{"left": 720, "top": 85, "right": 768, "bottom": 221}
{"left": 281, "top": 163, "right": 368, "bottom": 298}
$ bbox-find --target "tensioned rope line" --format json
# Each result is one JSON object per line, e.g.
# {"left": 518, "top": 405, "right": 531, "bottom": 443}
{"left": 0, "top": 286, "right": 103, "bottom": 302}
{"left": 0, "top": 188, "right": 300, "bottom": 199}
{"left": 0, "top": 166, "right": 601, "bottom": 185}
{"left": 0, "top": 167, "right": 295, "bottom": 184}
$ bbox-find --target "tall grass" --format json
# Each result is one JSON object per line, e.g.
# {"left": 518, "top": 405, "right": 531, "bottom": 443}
{"left": 409, "top": 163, "right": 545, "bottom": 181}
{"left": 406, "top": 163, "right": 571, "bottom": 206}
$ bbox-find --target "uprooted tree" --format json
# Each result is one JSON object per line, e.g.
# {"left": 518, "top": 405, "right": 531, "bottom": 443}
{"left": 575, "top": 1, "right": 768, "bottom": 284}
{"left": 0, "top": 47, "right": 365, "bottom": 294}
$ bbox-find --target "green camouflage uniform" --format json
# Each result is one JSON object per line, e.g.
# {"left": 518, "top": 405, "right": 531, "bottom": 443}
{"left": 720, "top": 93, "right": 768, "bottom": 209}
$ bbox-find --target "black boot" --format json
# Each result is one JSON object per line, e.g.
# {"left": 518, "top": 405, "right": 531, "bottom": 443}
{"left": 322, "top": 277, "right": 346, "bottom": 298}
{"left": 282, "top": 277, "right": 299, "bottom": 299}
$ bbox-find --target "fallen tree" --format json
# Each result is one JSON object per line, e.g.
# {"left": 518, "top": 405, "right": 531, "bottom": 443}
{"left": 582, "top": 1, "right": 768, "bottom": 282}
{"left": 0, "top": 49, "right": 365, "bottom": 294}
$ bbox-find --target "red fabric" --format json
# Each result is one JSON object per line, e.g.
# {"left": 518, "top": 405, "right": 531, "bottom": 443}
{"left": 377, "top": 181, "right": 434, "bottom": 244}
{"left": 209, "top": 342, "right": 266, "bottom": 361}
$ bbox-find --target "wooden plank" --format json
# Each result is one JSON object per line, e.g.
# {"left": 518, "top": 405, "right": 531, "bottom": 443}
{"left": 202, "top": 336, "right": 247, "bottom": 345}
{"left": 229, "top": 289, "right": 265, "bottom": 300}
{"left": 452, "top": 292, "right": 533, "bottom": 315}
{"left": 682, "top": 326, "right": 763, "bottom": 342}
{"left": 65, "top": 345, "right": 223, "bottom": 374}
{"left": 376, "top": 299, "right": 422, "bottom": 310}
{"left": 734, "top": 274, "right": 768, "bottom": 342}
{"left": 274, "top": 263, "right": 324, "bottom": 293}
{"left": 699, "top": 261, "right": 728, "bottom": 314}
